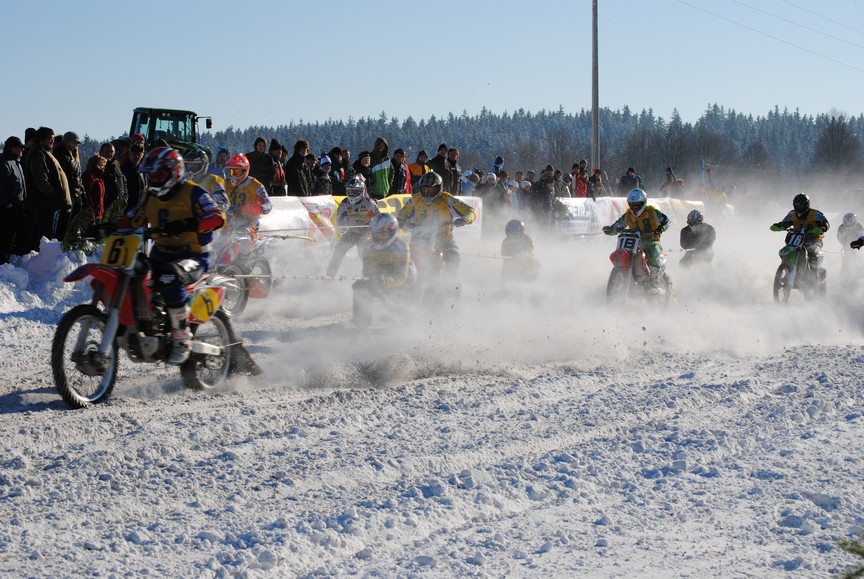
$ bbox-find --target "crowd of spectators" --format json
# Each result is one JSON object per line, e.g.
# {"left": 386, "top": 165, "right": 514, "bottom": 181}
{"left": 1, "top": 127, "right": 720, "bottom": 264}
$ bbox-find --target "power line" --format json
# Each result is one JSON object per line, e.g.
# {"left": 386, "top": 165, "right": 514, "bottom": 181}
{"left": 732, "top": 0, "right": 864, "bottom": 50}
{"left": 781, "top": 0, "right": 864, "bottom": 37}
{"left": 675, "top": 0, "right": 864, "bottom": 74}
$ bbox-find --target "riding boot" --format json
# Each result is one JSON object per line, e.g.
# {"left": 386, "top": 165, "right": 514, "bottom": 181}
{"left": 167, "top": 306, "right": 192, "bottom": 365}
{"left": 647, "top": 266, "right": 665, "bottom": 295}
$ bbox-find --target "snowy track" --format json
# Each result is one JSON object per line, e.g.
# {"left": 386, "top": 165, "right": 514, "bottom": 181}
{"left": 1, "top": 223, "right": 864, "bottom": 576}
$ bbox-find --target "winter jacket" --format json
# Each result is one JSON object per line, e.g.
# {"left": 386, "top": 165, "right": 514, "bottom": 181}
{"left": 121, "top": 160, "right": 147, "bottom": 213}
{"left": 82, "top": 167, "right": 106, "bottom": 222}
{"left": 285, "top": 152, "right": 312, "bottom": 196}
{"left": 246, "top": 146, "right": 276, "bottom": 194}
{"left": 54, "top": 144, "right": 83, "bottom": 202}
{"left": 24, "top": 146, "right": 71, "bottom": 211}
{"left": 389, "top": 159, "right": 410, "bottom": 195}
{"left": 0, "top": 151, "right": 26, "bottom": 208}
{"left": 369, "top": 137, "right": 392, "bottom": 199}
{"left": 103, "top": 160, "right": 128, "bottom": 212}
{"left": 426, "top": 154, "right": 450, "bottom": 184}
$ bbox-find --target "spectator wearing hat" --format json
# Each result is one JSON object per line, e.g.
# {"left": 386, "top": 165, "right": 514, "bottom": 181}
{"left": 327, "top": 147, "right": 346, "bottom": 196}
{"left": 121, "top": 142, "right": 147, "bottom": 212}
{"left": 492, "top": 155, "right": 505, "bottom": 176}
{"left": 588, "top": 169, "right": 608, "bottom": 199}
{"left": 82, "top": 154, "right": 108, "bottom": 223}
{"left": 368, "top": 137, "right": 392, "bottom": 199}
{"left": 269, "top": 139, "right": 287, "bottom": 196}
{"left": 426, "top": 143, "right": 450, "bottom": 187}
{"left": 408, "top": 150, "right": 431, "bottom": 187}
{"left": 285, "top": 140, "right": 312, "bottom": 196}
{"left": 312, "top": 155, "right": 333, "bottom": 195}
{"left": 246, "top": 136, "right": 276, "bottom": 194}
{"left": 389, "top": 148, "right": 411, "bottom": 196}
{"left": 341, "top": 149, "right": 355, "bottom": 180}
{"left": 24, "top": 127, "right": 71, "bottom": 242}
{"left": 352, "top": 151, "right": 372, "bottom": 185}
{"left": 1, "top": 136, "right": 29, "bottom": 263}
{"left": 53, "top": 131, "right": 84, "bottom": 240}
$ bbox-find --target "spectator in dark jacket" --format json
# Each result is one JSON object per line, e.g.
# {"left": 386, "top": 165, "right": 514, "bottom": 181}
{"left": 389, "top": 148, "right": 410, "bottom": 195}
{"left": 352, "top": 151, "right": 373, "bottom": 186}
{"left": 53, "top": 131, "right": 84, "bottom": 240}
{"left": 1, "top": 136, "right": 28, "bottom": 263}
{"left": 24, "top": 127, "right": 71, "bottom": 242}
{"left": 269, "top": 139, "right": 287, "bottom": 196}
{"left": 246, "top": 136, "right": 276, "bottom": 194}
{"left": 426, "top": 143, "right": 450, "bottom": 184}
{"left": 285, "top": 139, "right": 312, "bottom": 196}
{"left": 121, "top": 143, "right": 147, "bottom": 212}
{"left": 617, "top": 167, "right": 643, "bottom": 195}
{"left": 99, "top": 142, "right": 127, "bottom": 215}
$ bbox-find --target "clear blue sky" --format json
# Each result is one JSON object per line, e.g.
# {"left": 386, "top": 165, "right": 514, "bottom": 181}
{"left": 2, "top": 0, "right": 862, "bottom": 143}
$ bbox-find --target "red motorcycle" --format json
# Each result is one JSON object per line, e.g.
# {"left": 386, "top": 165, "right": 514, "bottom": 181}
{"left": 51, "top": 227, "right": 257, "bottom": 409}
{"left": 604, "top": 229, "right": 671, "bottom": 305}
{"left": 212, "top": 231, "right": 274, "bottom": 315}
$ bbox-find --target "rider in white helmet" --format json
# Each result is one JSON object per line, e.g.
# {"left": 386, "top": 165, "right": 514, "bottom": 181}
{"left": 326, "top": 176, "right": 381, "bottom": 277}
{"left": 603, "top": 188, "right": 670, "bottom": 293}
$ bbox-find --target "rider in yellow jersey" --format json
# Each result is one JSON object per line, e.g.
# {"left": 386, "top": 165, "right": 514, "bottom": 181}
{"left": 770, "top": 193, "right": 829, "bottom": 275}
{"left": 603, "top": 188, "right": 670, "bottom": 293}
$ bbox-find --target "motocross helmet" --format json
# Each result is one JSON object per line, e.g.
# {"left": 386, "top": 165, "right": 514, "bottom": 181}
{"left": 345, "top": 177, "right": 367, "bottom": 205}
{"left": 140, "top": 147, "right": 185, "bottom": 197}
{"left": 793, "top": 193, "right": 810, "bottom": 217}
{"left": 223, "top": 154, "right": 250, "bottom": 187}
{"left": 369, "top": 213, "right": 399, "bottom": 248}
{"left": 505, "top": 219, "right": 525, "bottom": 239}
{"left": 417, "top": 171, "right": 443, "bottom": 203}
{"left": 686, "top": 209, "right": 703, "bottom": 226}
{"left": 843, "top": 212, "right": 858, "bottom": 228}
{"left": 627, "top": 188, "right": 647, "bottom": 216}
{"left": 182, "top": 148, "right": 209, "bottom": 181}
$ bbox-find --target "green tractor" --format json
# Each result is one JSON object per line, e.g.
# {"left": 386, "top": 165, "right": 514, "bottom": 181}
{"left": 129, "top": 107, "right": 212, "bottom": 157}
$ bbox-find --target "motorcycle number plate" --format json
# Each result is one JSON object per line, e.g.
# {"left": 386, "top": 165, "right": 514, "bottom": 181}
{"left": 617, "top": 236, "right": 638, "bottom": 251}
{"left": 189, "top": 287, "right": 223, "bottom": 323}
{"left": 100, "top": 235, "right": 139, "bottom": 268}
{"left": 788, "top": 233, "right": 805, "bottom": 247}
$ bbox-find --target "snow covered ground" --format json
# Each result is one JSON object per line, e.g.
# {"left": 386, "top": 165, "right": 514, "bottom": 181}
{"left": 1, "top": 211, "right": 863, "bottom": 577}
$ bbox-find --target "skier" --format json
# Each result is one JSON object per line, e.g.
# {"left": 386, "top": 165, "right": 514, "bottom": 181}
{"left": 603, "top": 188, "right": 671, "bottom": 293}
{"left": 679, "top": 209, "right": 716, "bottom": 268}
{"left": 326, "top": 176, "right": 381, "bottom": 277}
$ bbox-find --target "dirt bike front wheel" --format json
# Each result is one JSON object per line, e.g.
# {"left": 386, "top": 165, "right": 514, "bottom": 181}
{"left": 219, "top": 264, "right": 249, "bottom": 316}
{"left": 51, "top": 304, "right": 118, "bottom": 409}
{"left": 180, "top": 309, "right": 236, "bottom": 390}
{"left": 773, "top": 264, "right": 792, "bottom": 303}
{"left": 606, "top": 268, "right": 627, "bottom": 302}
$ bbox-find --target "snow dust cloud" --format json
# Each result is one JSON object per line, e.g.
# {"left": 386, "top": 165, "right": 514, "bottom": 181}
{"left": 232, "top": 193, "right": 864, "bottom": 393}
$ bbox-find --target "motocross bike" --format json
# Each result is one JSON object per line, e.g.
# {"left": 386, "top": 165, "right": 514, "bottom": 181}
{"left": 772, "top": 228, "right": 826, "bottom": 303}
{"left": 212, "top": 230, "right": 274, "bottom": 315}
{"left": 51, "top": 226, "right": 247, "bottom": 409}
{"left": 603, "top": 229, "right": 671, "bottom": 305}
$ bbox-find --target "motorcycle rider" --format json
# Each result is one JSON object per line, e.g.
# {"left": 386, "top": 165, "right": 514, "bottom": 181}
{"left": 326, "top": 176, "right": 381, "bottom": 277}
{"left": 501, "top": 219, "right": 540, "bottom": 283}
{"left": 222, "top": 153, "right": 272, "bottom": 252}
{"left": 351, "top": 213, "right": 416, "bottom": 326}
{"left": 397, "top": 171, "right": 476, "bottom": 278}
{"left": 770, "top": 193, "right": 829, "bottom": 277}
{"left": 837, "top": 213, "right": 864, "bottom": 277}
{"left": 679, "top": 209, "right": 716, "bottom": 268}
{"left": 114, "top": 147, "right": 226, "bottom": 364}
{"left": 603, "top": 188, "right": 670, "bottom": 293}
{"left": 183, "top": 148, "right": 228, "bottom": 212}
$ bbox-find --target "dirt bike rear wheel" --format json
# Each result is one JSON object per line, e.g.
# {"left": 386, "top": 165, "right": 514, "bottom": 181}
{"left": 180, "top": 309, "right": 236, "bottom": 390}
{"left": 51, "top": 304, "right": 118, "bottom": 409}
{"left": 219, "top": 264, "right": 249, "bottom": 316}
{"left": 773, "top": 264, "right": 792, "bottom": 303}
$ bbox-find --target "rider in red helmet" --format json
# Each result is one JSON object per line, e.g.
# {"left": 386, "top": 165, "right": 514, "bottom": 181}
{"left": 113, "top": 146, "right": 225, "bottom": 364}
{"left": 222, "top": 153, "right": 272, "bottom": 248}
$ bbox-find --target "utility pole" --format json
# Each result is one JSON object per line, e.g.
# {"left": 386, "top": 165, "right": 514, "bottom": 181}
{"left": 591, "top": 0, "right": 600, "bottom": 170}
